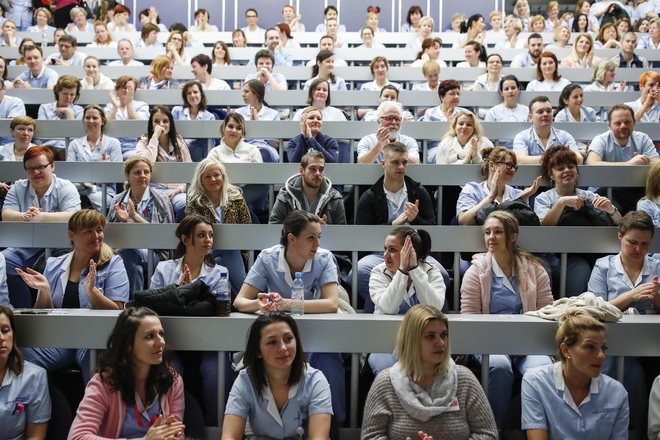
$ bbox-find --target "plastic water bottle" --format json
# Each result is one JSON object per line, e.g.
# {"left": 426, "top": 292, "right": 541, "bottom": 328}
{"left": 215, "top": 272, "right": 230, "bottom": 317}
{"left": 291, "top": 272, "right": 304, "bottom": 316}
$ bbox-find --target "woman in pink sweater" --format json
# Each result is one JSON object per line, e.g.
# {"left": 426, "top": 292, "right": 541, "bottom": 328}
{"left": 460, "top": 211, "right": 553, "bottom": 428}
{"left": 68, "top": 307, "right": 184, "bottom": 440}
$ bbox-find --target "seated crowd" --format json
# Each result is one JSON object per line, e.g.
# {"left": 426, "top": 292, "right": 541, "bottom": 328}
{"left": 0, "top": 1, "right": 659, "bottom": 439}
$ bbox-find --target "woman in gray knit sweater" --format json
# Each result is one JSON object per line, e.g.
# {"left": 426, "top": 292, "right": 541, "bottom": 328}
{"left": 362, "top": 305, "right": 497, "bottom": 439}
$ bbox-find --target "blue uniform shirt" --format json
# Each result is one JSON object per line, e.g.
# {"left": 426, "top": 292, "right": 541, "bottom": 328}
{"left": 67, "top": 135, "right": 123, "bottom": 162}
{"left": 0, "top": 361, "right": 51, "bottom": 440}
{"left": 15, "top": 66, "right": 59, "bottom": 88}
{"left": 637, "top": 198, "right": 660, "bottom": 228}
{"left": 522, "top": 362, "right": 629, "bottom": 439}
{"left": 150, "top": 257, "right": 228, "bottom": 293}
{"left": 534, "top": 188, "right": 599, "bottom": 221}
{"left": 588, "top": 253, "right": 660, "bottom": 314}
{"left": 489, "top": 256, "right": 523, "bottom": 314}
{"left": 3, "top": 175, "right": 81, "bottom": 214}
{"left": 513, "top": 126, "right": 578, "bottom": 157}
{"left": 225, "top": 366, "right": 333, "bottom": 439}
{"left": 589, "top": 130, "right": 657, "bottom": 163}
{"left": 43, "top": 253, "right": 129, "bottom": 308}
{"left": 244, "top": 244, "right": 337, "bottom": 299}
{"left": 456, "top": 181, "right": 522, "bottom": 217}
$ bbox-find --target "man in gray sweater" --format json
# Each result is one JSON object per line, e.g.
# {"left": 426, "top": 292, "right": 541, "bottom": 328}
{"left": 269, "top": 149, "right": 346, "bottom": 224}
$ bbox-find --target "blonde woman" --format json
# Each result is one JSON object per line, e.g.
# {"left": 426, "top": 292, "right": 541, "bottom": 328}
{"left": 436, "top": 110, "right": 493, "bottom": 164}
{"left": 362, "top": 305, "right": 497, "bottom": 439}
{"left": 560, "top": 33, "right": 602, "bottom": 68}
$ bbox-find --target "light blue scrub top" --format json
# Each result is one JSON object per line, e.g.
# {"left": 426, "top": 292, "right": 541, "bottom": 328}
{"left": 0, "top": 361, "right": 51, "bottom": 440}
{"left": 43, "top": 253, "right": 130, "bottom": 308}
{"left": 637, "top": 198, "right": 660, "bottom": 228}
{"left": 455, "top": 181, "right": 522, "bottom": 217}
{"left": 225, "top": 366, "right": 333, "bottom": 439}
{"left": 588, "top": 253, "right": 660, "bottom": 314}
{"left": 534, "top": 188, "right": 599, "bottom": 221}
{"left": 243, "top": 244, "right": 337, "bottom": 299}
{"left": 150, "top": 256, "right": 228, "bottom": 293}
{"left": 512, "top": 126, "right": 578, "bottom": 157}
{"left": 522, "top": 362, "right": 629, "bottom": 440}
{"left": 588, "top": 131, "right": 657, "bottom": 163}
{"left": 120, "top": 396, "right": 162, "bottom": 439}
{"left": 489, "top": 257, "right": 523, "bottom": 314}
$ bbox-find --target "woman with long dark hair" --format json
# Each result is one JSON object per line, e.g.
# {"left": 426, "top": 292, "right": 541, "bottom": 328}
{"left": 172, "top": 80, "right": 216, "bottom": 162}
{"left": 303, "top": 49, "right": 347, "bottom": 91}
{"left": 69, "top": 307, "right": 184, "bottom": 439}
{"left": 222, "top": 313, "right": 332, "bottom": 439}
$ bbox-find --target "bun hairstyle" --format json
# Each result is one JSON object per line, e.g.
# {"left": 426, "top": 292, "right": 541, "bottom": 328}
{"left": 479, "top": 146, "right": 516, "bottom": 178}
{"left": 388, "top": 226, "right": 432, "bottom": 261}
{"left": 556, "top": 309, "right": 606, "bottom": 363}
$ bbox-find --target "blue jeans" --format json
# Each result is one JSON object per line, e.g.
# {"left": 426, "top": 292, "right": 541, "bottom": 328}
{"left": 23, "top": 347, "right": 91, "bottom": 383}
{"left": 475, "top": 354, "right": 553, "bottom": 428}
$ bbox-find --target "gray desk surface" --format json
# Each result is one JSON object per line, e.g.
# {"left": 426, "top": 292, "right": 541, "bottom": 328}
{"left": 13, "top": 311, "right": 660, "bottom": 356}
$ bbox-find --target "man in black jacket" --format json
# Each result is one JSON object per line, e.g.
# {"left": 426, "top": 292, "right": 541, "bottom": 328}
{"left": 353, "top": 142, "right": 447, "bottom": 310}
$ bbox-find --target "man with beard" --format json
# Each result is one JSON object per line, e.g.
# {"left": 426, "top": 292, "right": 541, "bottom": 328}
{"left": 510, "top": 32, "right": 544, "bottom": 68}
{"left": 269, "top": 149, "right": 346, "bottom": 224}
{"left": 587, "top": 104, "right": 657, "bottom": 166}
{"left": 357, "top": 101, "right": 420, "bottom": 164}
{"left": 513, "top": 96, "right": 580, "bottom": 165}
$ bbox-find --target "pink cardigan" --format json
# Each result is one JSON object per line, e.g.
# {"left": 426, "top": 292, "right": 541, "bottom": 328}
{"left": 68, "top": 372, "right": 185, "bottom": 440}
{"left": 460, "top": 252, "right": 553, "bottom": 314}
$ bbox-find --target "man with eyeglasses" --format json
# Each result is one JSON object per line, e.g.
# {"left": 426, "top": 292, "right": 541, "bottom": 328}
{"left": 2, "top": 146, "right": 81, "bottom": 307}
{"left": 44, "top": 34, "right": 87, "bottom": 67}
{"left": 357, "top": 101, "right": 420, "bottom": 164}
{"left": 242, "top": 8, "right": 265, "bottom": 35}
{"left": 513, "top": 95, "right": 580, "bottom": 165}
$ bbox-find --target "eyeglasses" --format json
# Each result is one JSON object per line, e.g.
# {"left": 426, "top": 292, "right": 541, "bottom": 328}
{"left": 380, "top": 116, "right": 402, "bottom": 123}
{"left": 495, "top": 161, "right": 518, "bottom": 172}
{"left": 25, "top": 163, "right": 52, "bottom": 173}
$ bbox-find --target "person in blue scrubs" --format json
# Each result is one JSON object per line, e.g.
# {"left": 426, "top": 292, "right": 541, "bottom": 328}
{"left": 521, "top": 310, "right": 629, "bottom": 440}
{"left": 0, "top": 305, "right": 51, "bottom": 440}
{"left": 2, "top": 146, "right": 81, "bottom": 308}
{"left": 223, "top": 313, "right": 332, "bottom": 440}
{"left": 234, "top": 211, "right": 346, "bottom": 427}
{"left": 638, "top": 160, "right": 660, "bottom": 228}
{"left": 16, "top": 209, "right": 129, "bottom": 382}
{"left": 171, "top": 80, "right": 216, "bottom": 162}
{"left": 588, "top": 210, "right": 660, "bottom": 431}
{"left": 150, "top": 214, "right": 228, "bottom": 426}
{"left": 535, "top": 146, "right": 622, "bottom": 297}
{"left": 460, "top": 211, "right": 554, "bottom": 428}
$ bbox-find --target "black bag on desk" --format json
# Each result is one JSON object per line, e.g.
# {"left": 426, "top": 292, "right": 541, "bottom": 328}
{"left": 475, "top": 198, "right": 540, "bottom": 226}
{"left": 127, "top": 279, "right": 215, "bottom": 316}
{"left": 558, "top": 200, "right": 615, "bottom": 227}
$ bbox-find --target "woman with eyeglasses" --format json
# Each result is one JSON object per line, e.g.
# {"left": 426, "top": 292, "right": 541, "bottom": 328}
{"left": 456, "top": 147, "right": 541, "bottom": 225}
{"left": 461, "top": 211, "right": 553, "bottom": 428}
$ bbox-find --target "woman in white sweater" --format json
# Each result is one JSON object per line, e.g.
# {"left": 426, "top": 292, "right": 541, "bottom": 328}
{"left": 368, "top": 227, "right": 446, "bottom": 373}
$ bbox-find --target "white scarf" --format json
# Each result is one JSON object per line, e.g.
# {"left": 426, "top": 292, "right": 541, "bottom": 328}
{"left": 389, "top": 359, "right": 460, "bottom": 422}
